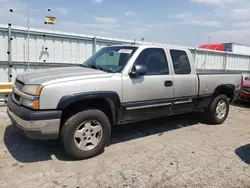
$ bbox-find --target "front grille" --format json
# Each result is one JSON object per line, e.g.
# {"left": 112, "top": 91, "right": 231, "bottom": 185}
{"left": 243, "top": 87, "right": 250, "bottom": 93}
{"left": 15, "top": 79, "right": 24, "bottom": 91}
{"left": 241, "top": 95, "right": 250, "bottom": 100}
{"left": 13, "top": 93, "right": 20, "bottom": 102}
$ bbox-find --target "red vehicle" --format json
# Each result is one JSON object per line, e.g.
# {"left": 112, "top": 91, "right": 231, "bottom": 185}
{"left": 199, "top": 44, "right": 225, "bottom": 51}
{"left": 240, "top": 77, "right": 250, "bottom": 102}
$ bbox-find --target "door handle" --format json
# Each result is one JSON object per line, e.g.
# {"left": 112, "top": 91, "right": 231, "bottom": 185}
{"left": 165, "top": 81, "right": 173, "bottom": 87}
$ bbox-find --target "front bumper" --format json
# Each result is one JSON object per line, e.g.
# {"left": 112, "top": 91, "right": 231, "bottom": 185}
{"left": 240, "top": 91, "right": 250, "bottom": 102}
{"left": 232, "top": 89, "right": 241, "bottom": 103}
{"left": 7, "top": 94, "right": 62, "bottom": 140}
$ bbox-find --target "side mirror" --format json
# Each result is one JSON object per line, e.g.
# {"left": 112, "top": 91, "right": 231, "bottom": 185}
{"left": 244, "top": 77, "right": 249, "bottom": 80}
{"left": 129, "top": 64, "right": 147, "bottom": 77}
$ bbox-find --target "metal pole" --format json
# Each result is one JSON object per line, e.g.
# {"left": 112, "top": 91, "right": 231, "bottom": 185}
{"left": 193, "top": 48, "right": 197, "bottom": 66}
{"left": 223, "top": 52, "right": 228, "bottom": 71}
{"left": 203, "top": 36, "right": 211, "bottom": 70}
{"left": 27, "top": 5, "right": 30, "bottom": 70}
{"left": 7, "top": 24, "right": 12, "bottom": 82}
{"left": 92, "top": 37, "right": 97, "bottom": 55}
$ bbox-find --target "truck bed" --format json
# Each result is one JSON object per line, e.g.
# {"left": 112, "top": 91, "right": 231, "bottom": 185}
{"left": 196, "top": 69, "right": 241, "bottom": 98}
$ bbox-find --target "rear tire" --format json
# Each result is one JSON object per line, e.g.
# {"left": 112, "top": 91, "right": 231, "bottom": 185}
{"left": 60, "top": 109, "right": 111, "bottom": 160}
{"left": 205, "top": 94, "right": 229, "bottom": 124}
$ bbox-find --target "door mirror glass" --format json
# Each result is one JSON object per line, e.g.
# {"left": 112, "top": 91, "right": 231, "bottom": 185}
{"left": 129, "top": 64, "right": 147, "bottom": 77}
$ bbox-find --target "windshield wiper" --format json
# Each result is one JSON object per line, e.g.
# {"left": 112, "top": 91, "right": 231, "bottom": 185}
{"left": 79, "top": 64, "right": 108, "bottom": 72}
{"left": 90, "top": 65, "right": 105, "bottom": 71}
{"left": 78, "top": 64, "right": 88, "bottom": 68}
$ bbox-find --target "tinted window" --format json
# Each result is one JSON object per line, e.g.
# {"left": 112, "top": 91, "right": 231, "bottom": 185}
{"left": 170, "top": 50, "right": 191, "bottom": 74}
{"left": 135, "top": 48, "right": 169, "bottom": 75}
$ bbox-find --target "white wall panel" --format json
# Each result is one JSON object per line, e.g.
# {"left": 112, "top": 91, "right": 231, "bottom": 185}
{"left": 62, "top": 38, "right": 71, "bottom": 63}
{"left": 70, "top": 39, "right": 78, "bottom": 63}
{"left": 54, "top": 37, "right": 63, "bottom": 63}
{"left": 44, "top": 36, "right": 55, "bottom": 63}
{"left": 192, "top": 50, "right": 225, "bottom": 70}
{"left": 0, "top": 31, "right": 7, "bottom": 62}
{"left": 78, "top": 41, "right": 87, "bottom": 63}
{"left": 36, "top": 35, "right": 47, "bottom": 62}
{"left": 29, "top": 34, "right": 37, "bottom": 62}
{"left": 0, "top": 64, "right": 8, "bottom": 82}
{"left": 206, "top": 53, "right": 224, "bottom": 69}
{"left": 193, "top": 51, "right": 206, "bottom": 68}
{"left": 226, "top": 54, "right": 250, "bottom": 70}
{"left": 12, "top": 33, "right": 26, "bottom": 62}
{"left": 86, "top": 41, "right": 93, "bottom": 59}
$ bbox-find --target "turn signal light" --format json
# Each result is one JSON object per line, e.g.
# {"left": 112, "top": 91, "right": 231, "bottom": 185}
{"left": 33, "top": 100, "right": 39, "bottom": 109}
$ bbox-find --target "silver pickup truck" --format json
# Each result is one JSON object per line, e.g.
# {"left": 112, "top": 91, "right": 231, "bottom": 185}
{"left": 7, "top": 44, "right": 242, "bottom": 159}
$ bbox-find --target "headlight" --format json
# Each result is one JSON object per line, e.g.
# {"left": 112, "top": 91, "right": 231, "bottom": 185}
{"left": 21, "top": 85, "right": 43, "bottom": 109}
{"left": 22, "top": 98, "right": 35, "bottom": 108}
{"left": 22, "top": 85, "right": 43, "bottom": 96}
{"left": 21, "top": 98, "right": 40, "bottom": 109}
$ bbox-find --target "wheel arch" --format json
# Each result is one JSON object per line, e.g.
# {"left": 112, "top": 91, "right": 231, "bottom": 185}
{"left": 57, "top": 91, "right": 122, "bottom": 126}
{"left": 213, "top": 84, "right": 235, "bottom": 103}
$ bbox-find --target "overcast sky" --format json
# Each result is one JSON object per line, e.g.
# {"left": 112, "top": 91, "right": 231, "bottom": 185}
{"left": 0, "top": 0, "right": 250, "bottom": 47}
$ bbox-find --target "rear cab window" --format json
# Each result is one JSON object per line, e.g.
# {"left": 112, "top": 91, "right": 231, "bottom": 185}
{"left": 170, "top": 49, "right": 191, "bottom": 74}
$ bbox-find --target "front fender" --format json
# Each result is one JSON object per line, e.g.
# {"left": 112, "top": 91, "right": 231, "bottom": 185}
{"left": 57, "top": 91, "right": 122, "bottom": 123}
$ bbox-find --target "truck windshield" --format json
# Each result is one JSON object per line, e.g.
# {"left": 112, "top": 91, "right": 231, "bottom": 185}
{"left": 81, "top": 46, "right": 138, "bottom": 73}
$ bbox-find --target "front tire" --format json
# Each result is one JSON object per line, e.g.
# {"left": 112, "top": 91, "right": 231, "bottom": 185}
{"left": 205, "top": 94, "right": 229, "bottom": 124}
{"left": 60, "top": 109, "right": 111, "bottom": 160}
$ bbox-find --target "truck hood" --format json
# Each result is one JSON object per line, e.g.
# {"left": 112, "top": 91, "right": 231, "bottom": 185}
{"left": 243, "top": 80, "right": 250, "bottom": 87}
{"left": 16, "top": 67, "right": 112, "bottom": 85}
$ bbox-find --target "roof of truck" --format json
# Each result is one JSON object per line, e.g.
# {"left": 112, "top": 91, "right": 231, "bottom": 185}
{"left": 109, "top": 43, "right": 188, "bottom": 50}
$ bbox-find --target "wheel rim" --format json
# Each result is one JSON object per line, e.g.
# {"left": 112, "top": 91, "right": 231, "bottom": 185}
{"left": 216, "top": 100, "right": 227, "bottom": 120}
{"left": 74, "top": 120, "right": 103, "bottom": 151}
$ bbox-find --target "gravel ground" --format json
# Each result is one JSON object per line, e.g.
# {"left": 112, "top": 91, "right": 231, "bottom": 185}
{"left": 0, "top": 104, "right": 250, "bottom": 188}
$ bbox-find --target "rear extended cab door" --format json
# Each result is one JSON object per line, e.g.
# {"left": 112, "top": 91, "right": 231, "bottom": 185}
{"left": 166, "top": 48, "right": 199, "bottom": 113}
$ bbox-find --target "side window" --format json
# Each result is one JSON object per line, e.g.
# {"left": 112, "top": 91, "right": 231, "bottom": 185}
{"left": 170, "top": 50, "right": 191, "bottom": 74}
{"left": 135, "top": 48, "right": 169, "bottom": 75}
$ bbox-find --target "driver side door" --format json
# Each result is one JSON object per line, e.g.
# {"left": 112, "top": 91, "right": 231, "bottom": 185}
{"left": 121, "top": 47, "right": 174, "bottom": 122}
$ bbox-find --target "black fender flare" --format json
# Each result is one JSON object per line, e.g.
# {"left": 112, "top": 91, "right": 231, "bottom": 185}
{"left": 57, "top": 91, "right": 122, "bottom": 124}
{"left": 213, "top": 84, "right": 235, "bottom": 101}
